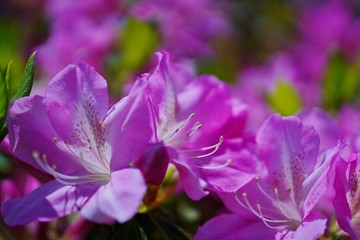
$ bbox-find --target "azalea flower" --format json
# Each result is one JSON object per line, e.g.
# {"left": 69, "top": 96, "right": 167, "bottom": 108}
{"left": 334, "top": 153, "right": 360, "bottom": 239}
{"left": 200, "top": 115, "right": 344, "bottom": 239}
{"left": 38, "top": 0, "right": 120, "bottom": 77}
{"left": 131, "top": 0, "right": 229, "bottom": 59}
{"left": 2, "top": 62, "right": 151, "bottom": 225}
{"left": 139, "top": 52, "right": 256, "bottom": 200}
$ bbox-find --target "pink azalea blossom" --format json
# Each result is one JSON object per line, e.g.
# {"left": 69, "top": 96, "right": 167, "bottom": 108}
{"left": 334, "top": 153, "right": 360, "bottom": 239}
{"left": 208, "top": 115, "right": 344, "bottom": 239}
{"left": 2, "top": 62, "right": 151, "bottom": 225}
{"left": 139, "top": 52, "right": 256, "bottom": 200}
{"left": 131, "top": 0, "right": 229, "bottom": 59}
{"left": 37, "top": 0, "right": 120, "bottom": 77}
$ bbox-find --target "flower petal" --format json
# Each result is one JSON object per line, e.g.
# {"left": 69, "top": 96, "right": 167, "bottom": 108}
{"left": 280, "top": 211, "right": 327, "bottom": 240}
{"left": 334, "top": 156, "right": 359, "bottom": 239}
{"left": 7, "top": 95, "right": 83, "bottom": 174}
{"left": 256, "top": 114, "right": 319, "bottom": 204}
{"left": 194, "top": 213, "right": 276, "bottom": 240}
{"left": 298, "top": 107, "right": 339, "bottom": 151}
{"left": 144, "top": 51, "right": 179, "bottom": 142}
{"left": 45, "top": 62, "right": 109, "bottom": 145}
{"left": 302, "top": 141, "right": 345, "bottom": 217}
{"left": 2, "top": 180, "right": 96, "bottom": 226}
{"left": 81, "top": 168, "right": 146, "bottom": 223}
{"left": 173, "top": 156, "right": 209, "bottom": 200}
{"left": 199, "top": 139, "right": 259, "bottom": 193}
{"left": 104, "top": 79, "right": 151, "bottom": 171}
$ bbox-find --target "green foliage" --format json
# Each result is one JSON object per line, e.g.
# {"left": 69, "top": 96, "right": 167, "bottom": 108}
{"left": 0, "top": 63, "right": 13, "bottom": 141}
{"left": 0, "top": 52, "right": 36, "bottom": 142}
{"left": 322, "top": 52, "right": 360, "bottom": 110}
{"left": 85, "top": 210, "right": 193, "bottom": 240}
{"left": 14, "top": 51, "right": 36, "bottom": 100}
{"left": 267, "top": 80, "right": 302, "bottom": 116}
{"left": 120, "top": 17, "right": 159, "bottom": 71}
{"left": 106, "top": 17, "right": 159, "bottom": 95}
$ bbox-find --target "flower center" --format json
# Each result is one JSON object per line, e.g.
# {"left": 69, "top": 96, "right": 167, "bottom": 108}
{"left": 32, "top": 150, "right": 110, "bottom": 186}
{"left": 234, "top": 177, "right": 302, "bottom": 230}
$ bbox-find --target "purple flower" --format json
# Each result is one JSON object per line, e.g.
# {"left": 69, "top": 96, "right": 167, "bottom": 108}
{"left": 334, "top": 153, "right": 360, "bottom": 239}
{"left": 140, "top": 52, "right": 255, "bottom": 200}
{"left": 213, "top": 115, "right": 344, "bottom": 239}
{"left": 2, "top": 62, "right": 151, "bottom": 225}
{"left": 37, "top": 0, "right": 120, "bottom": 77}
{"left": 131, "top": 0, "right": 229, "bottom": 59}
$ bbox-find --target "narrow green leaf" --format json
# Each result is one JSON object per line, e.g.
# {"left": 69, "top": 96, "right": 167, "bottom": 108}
{"left": 154, "top": 215, "right": 193, "bottom": 240}
{"left": 14, "top": 51, "right": 36, "bottom": 100}
{"left": 110, "top": 220, "right": 148, "bottom": 240}
{"left": 267, "top": 80, "right": 302, "bottom": 116}
{"left": 0, "top": 62, "right": 12, "bottom": 142}
{"left": 4, "top": 62, "right": 12, "bottom": 94}
{"left": 136, "top": 213, "right": 170, "bottom": 240}
{"left": 0, "top": 69, "right": 8, "bottom": 128}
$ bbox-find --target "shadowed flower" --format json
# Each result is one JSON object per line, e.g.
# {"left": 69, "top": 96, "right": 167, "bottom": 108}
{"left": 334, "top": 153, "right": 360, "bottom": 239}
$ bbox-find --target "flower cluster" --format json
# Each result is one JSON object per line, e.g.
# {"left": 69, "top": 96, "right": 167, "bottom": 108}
{"left": 1, "top": 0, "right": 360, "bottom": 239}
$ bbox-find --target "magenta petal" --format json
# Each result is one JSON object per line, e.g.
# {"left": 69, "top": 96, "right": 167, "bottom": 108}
{"left": 177, "top": 75, "right": 240, "bottom": 145}
{"left": 80, "top": 192, "right": 115, "bottom": 224}
{"left": 105, "top": 79, "right": 151, "bottom": 171}
{"left": 7, "top": 96, "right": 83, "bottom": 174}
{"left": 145, "top": 52, "right": 179, "bottom": 142}
{"left": 194, "top": 213, "right": 276, "bottom": 240}
{"left": 201, "top": 139, "right": 258, "bottom": 193}
{"left": 135, "top": 143, "right": 170, "bottom": 185}
{"left": 173, "top": 157, "right": 209, "bottom": 200}
{"left": 45, "top": 62, "right": 109, "bottom": 145}
{"left": 298, "top": 107, "right": 339, "bottom": 150}
{"left": 256, "top": 114, "right": 319, "bottom": 203}
{"left": 83, "top": 168, "right": 146, "bottom": 223}
{"left": 302, "top": 141, "right": 345, "bottom": 217}
{"left": 334, "top": 157, "right": 359, "bottom": 239}
{"left": 2, "top": 180, "right": 96, "bottom": 226}
{"left": 281, "top": 211, "right": 327, "bottom": 240}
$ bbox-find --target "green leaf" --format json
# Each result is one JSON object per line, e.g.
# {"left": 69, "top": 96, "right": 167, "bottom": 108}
{"left": 154, "top": 215, "right": 193, "bottom": 240}
{"left": 110, "top": 219, "right": 148, "bottom": 240}
{"left": 0, "top": 51, "right": 36, "bottom": 142}
{"left": 0, "top": 62, "right": 12, "bottom": 142}
{"left": 322, "top": 52, "right": 360, "bottom": 110}
{"left": 267, "top": 80, "right": 302, "bottom": 116}
{"left": 14, "top": 51, "right": 36, "bottom": 100}
{"left": 135, "top": 214, "right": 170, "bottom": 240}
{"left": 120, "top": 17, "right": 159, "bottom": 71}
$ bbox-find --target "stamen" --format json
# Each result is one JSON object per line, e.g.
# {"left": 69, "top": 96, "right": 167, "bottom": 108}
{"left": 274, "top": 188, "right": 293, "bottom": 219}
{"left": 32, "top": 151, "right": 110, "bottom": 185}
{"left": 255, "top": 177, "right": 277, "bottom": 201}
{"left": 186, "top": 122, "right": 202, "bottom": 138}
{"left": 179, "top": 136, "right": 224, "bottom": 158}
{"left": 195, "top": 159, "right": 232, "bottom": 170}
{"left": 257, "top": 204, "right": 288, "bottom": 229}
{"left": 162, "top": 113, "right": 197, "bottom": 144}
{"left": 62, "top": 141, "right": 110, "bottom": 174}
{"left": 234, "top": 191, "right": 263, "bottom": 219}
